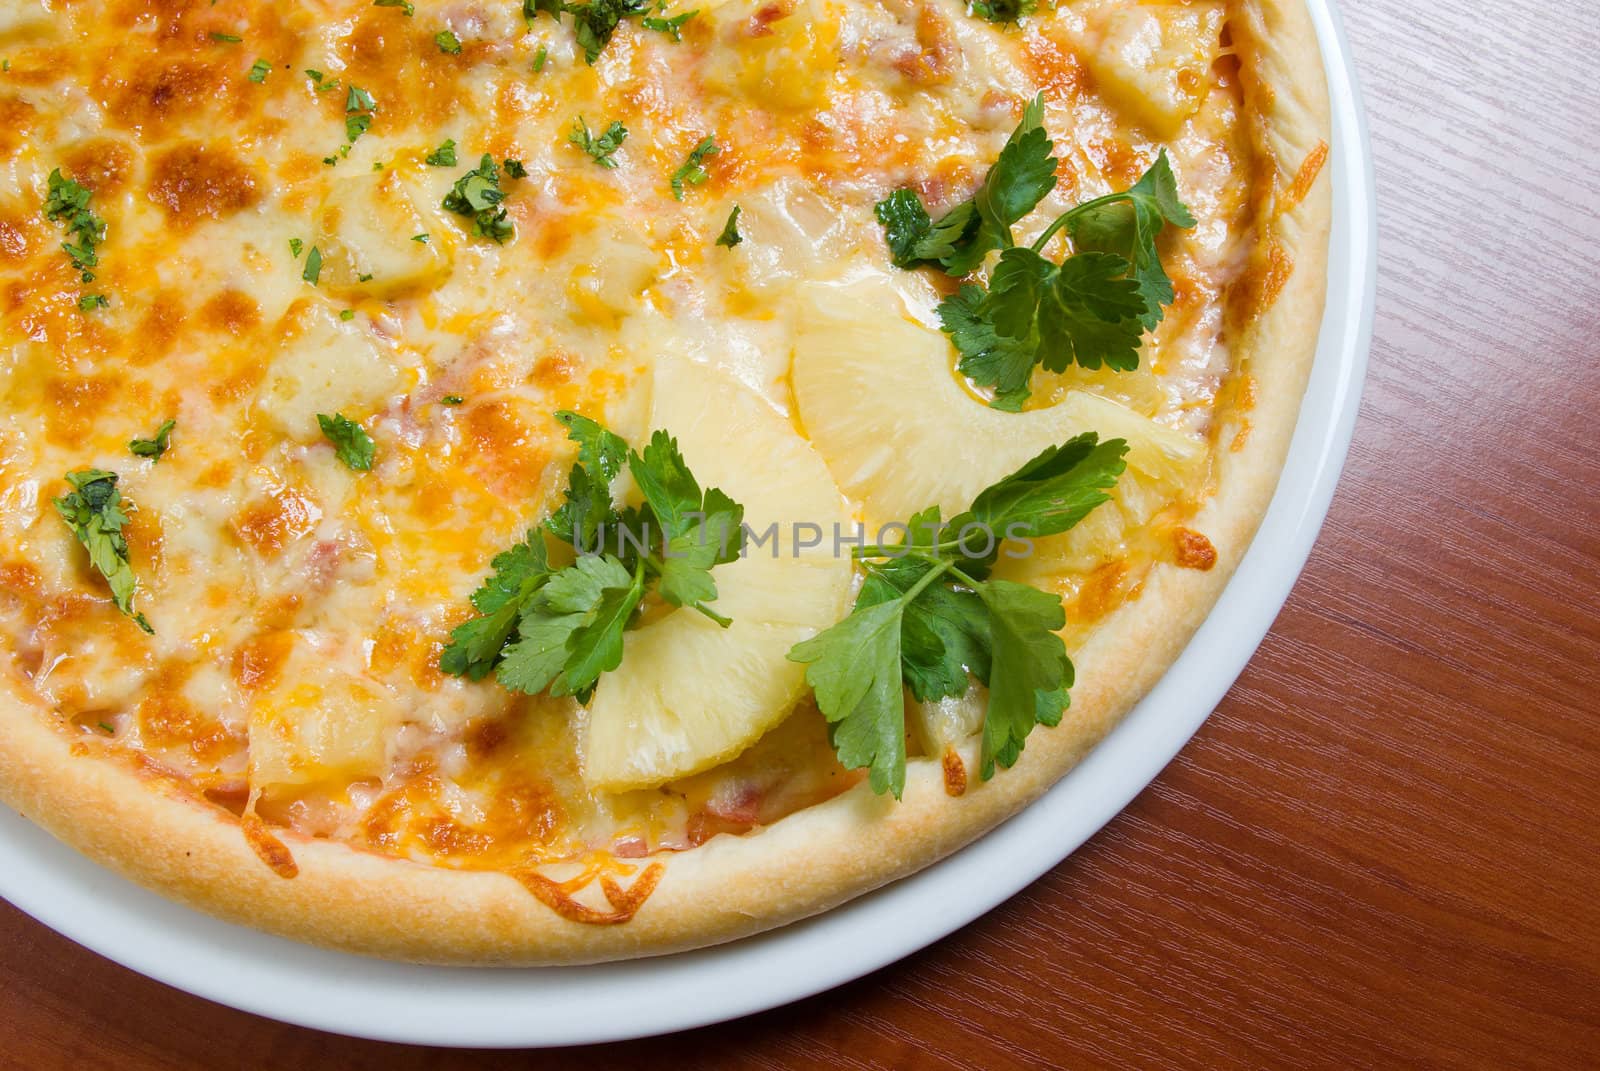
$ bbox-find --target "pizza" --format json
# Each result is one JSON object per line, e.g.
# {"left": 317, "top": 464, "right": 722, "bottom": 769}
{"left": 0, "top": 0, "right": 1329, "bottom": 963}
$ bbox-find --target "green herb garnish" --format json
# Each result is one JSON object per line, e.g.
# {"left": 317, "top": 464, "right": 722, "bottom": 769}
{"left": 248, "top": 58, "right": 272, "bottom": 83}
{"left": 441, "top": 412, "right": 745, "bottom": 699}
{"left": 435, "top": 29, "right": 463, "bottom": 53}
{"left": 301, "top": 245, "right": 323, "bottom": 285}
{"left": 568, "top": 117, "right": 627, "bottom": 169}
{"left": 317, "top": 413, "right": 376, "bottom": 471}
{"left": 128, "top": 419, "right": 176, "bottom": 461}
{"left": 441, "top": 154, "right": 514, "bottom": 243}
{"left": 715, "top": 204, "right": 742, "bottom": 248}
{"left": 875, "top": 96, "right": 1194, "bottom": 408}
{"left": 788, "top": 433, "right": 1128, "bottom": 796}
{"left": 53, "top": 470, "right": 153, "bottom": 633}
{"left": 425, "top": 138, "right": 458, "bottom": 167}
{"left": 670, "top": 136, "right": 718, "bottom": 200}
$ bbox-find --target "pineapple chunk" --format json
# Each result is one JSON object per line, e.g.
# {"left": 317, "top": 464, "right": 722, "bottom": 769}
{"left": 255, "top": 302, "right": 402, "bottom": 436}
{"left": 1082, "top": 3, "right": 1225, "bottom": 138}
{"left": 581, "top": 358, "right": 851, "bottom": 792}
{"left": 247, "top": 635, "right": 390, "bottom": 789}
{"left": 704, "top": 0, "right": 841, "bottom": 111}
{"left": 314, "top": 169, "right": 450, "bottom": 297}
{"left": 791, "top": 276, "right": 1205, "bottom": 571}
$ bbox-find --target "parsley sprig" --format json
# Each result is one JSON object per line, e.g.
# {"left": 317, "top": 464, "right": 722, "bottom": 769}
{"left": 441, "top": 412, "right": 745, "bottom": 700}
{"left": 876, "top": 94, "right": 1195, "bottom": 409}
{"left": 53, "top": 470, "right": 153, "bottom": 634}
{"left": 788, "top": 433, "right": 1129, "bottom": 796}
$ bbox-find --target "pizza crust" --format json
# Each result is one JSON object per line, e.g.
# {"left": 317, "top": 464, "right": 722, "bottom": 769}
{"left": 0, "top": 0, "right": 1331, "bottom": 964}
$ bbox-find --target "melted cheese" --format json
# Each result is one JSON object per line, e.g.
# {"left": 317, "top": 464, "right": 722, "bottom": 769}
{"left": 0, "top": 0, "right": 1256, "bottom": 869}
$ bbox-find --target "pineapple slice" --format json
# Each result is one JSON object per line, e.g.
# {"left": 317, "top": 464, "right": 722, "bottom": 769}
{"left": 790, "top": 276, "right": 1206, "bottom": 563}
{"left": 792, "top": 278, "right": 1203, "bottom": 518}
{"left": 581, "top": 358, "right": 851, "bottom": 792}
{"left": 1080, "top": 3, "right": 1226, "bottom": 139}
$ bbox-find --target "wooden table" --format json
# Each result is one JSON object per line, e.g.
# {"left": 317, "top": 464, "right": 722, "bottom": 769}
{"left": 3, "top": 2, "right": 1596, "bottom": 1066}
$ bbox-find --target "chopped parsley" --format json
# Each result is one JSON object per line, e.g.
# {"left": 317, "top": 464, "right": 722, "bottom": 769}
{"left": 425, "top": 138, "right": 458, "bottom": 167}
{"left": 209, "top": 31, "right": 243, "bottom": 43}
{"left": 43, "top": 169, "right": 106, "bottom": 301}
{"left": 305, "top": 69, "right": 342, "bottom": 93}
{"left": 568, "top": 117, "right": 627, "bottom": 169}
{"left": 442, "top": 394, "right": 465, "bottom": 405}
{"left": 523, "top": 0, "right": 654, "bottom": 65}
{"left": 533, "top": 44, "right": 548, "bottom": 71}
{"left": 248, "top": 58, "right": 272, "bottom": 83}
{"left": 670, "top": 136, "right": 718, "bottom": 200}
{"left": 343, "top": 84, "right": 376, "bottom": 146}
{"left": 339, "top": 308, "right": 356, "bottom": 321}
{"left": 128, "top": 419, "right": 176, "bottom": 461}
{"left": 441, "top": 153, "right": 516, "bottom": 243}
{"left": 441, "top": 412, "right": 745, "bottom": 699}
{"left": 412, "top": 232, "right": 430, "bottom": 243}
{"left": 715, "top": 204, "right": 742, "bottom": 248}
{"left": 435, "top": 29, "right": 463, "bottom": 53}
{"left": 373, "top": 0, "right": 415, "bottom": 14}
{"left": 78, "top": 293, "right": 109, "bottom": 312}
{"left": 503, "top": 158, "right": 528, "bottom": 178}
{"left": 288, "top": 237, "right": 303, "bottom": 257}
{"left": 317, "top": 413, "right": 376, "bottom": 471}
{"left": 642, "top": 8, "right": 697, "bottom": 40}
{"left": 301, "top": 246, "right": 323, "bottom": 285}
{"left": 789, "top": 434, "right": 1128, "bottom": 796}
{"left": 968, "top": 0, "right": 1035, "bottom": 23}
{"left": 53, "top": 470, "right": 154, "bottom": 634}
{"left": 875, "top": 95, "right": 1194, "bottom": 408}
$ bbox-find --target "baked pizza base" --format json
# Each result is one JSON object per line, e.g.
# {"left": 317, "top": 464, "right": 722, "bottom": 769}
{"left": 0, "top": 0, "right": 1331, "bottom": 964}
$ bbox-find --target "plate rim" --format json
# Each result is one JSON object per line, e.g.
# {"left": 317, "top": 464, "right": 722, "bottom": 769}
{"left": 0, "top": 0, "right": 1375, "bottom": 1048}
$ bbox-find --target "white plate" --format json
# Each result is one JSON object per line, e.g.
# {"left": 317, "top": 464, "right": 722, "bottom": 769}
{"left": 0, "top": 0, "right": 1374, "bottom": 1047}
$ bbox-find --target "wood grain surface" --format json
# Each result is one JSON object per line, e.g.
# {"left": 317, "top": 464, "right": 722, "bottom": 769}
{"left": 3, "top": 1, "right": 1597, "bottom": 1067}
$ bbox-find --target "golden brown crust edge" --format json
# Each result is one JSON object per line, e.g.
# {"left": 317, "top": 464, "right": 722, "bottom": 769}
{"left": 0, "top": 0, "right": 1333, "bottom": 966}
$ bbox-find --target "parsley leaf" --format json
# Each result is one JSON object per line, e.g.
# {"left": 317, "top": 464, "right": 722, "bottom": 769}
{"left": 968, "top": 0, "right": 1036, "bottom": 24}
{"left": 568, "top": 0, "right": 653, "bottom": 63}
{"left": 568, "top": 117, "right": 627, "bottom": 169}
{"left": 670, "top": 137, "right": 718, "bottom": 200}
{"left": 545, "top": 410, "right": 628, "bottom": 554}
{"left": 789, "top": 599, "right": 908, "bottom": 796}
{"left": 248, "top": 58, "right": 273, "bottom": 83}
{"left": 628, "top": 430, "right": 744, "bottom": 611}
{"left": 435, "top": 29, "right": 463, "bottom": 53}
{"left": 373, "top": 0, "right": 414, "bottom": 15}
{"left": 424, "top": 138, "right": 458, "bottom": 167}
{"left": 128, "top": 419, "right": 176, "bottom": 461}
{"left": 53, "top": 470, "right": 153, "bottom": 634}
{"left": 440, "top": 532, "right": 551, "bottom": 678}
{"left": 940, "top": 247, "right": 1147, "bottom": 407}
{"left": 1064, "top": 150, "right": 1197, "bottom": 328}
{"left": 715, "top": 204, "right": 742, "bottom": 248}
{"left": 788, "top": 433, "right": 1128, "bottom": 795}
{"left": 301, "top": 245, "right": 323, "bottom": 284}
{"left": 642, "top": 8, "right": 697, "bottom": 40}
{"left": 317, "top": 412, "right": 376, "bottom": 471}
{"left": 441, "top": 153, "right": 514, "bottom": 243}
{"left": 874, "top": 189, "right": 933, "bottom": 268}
